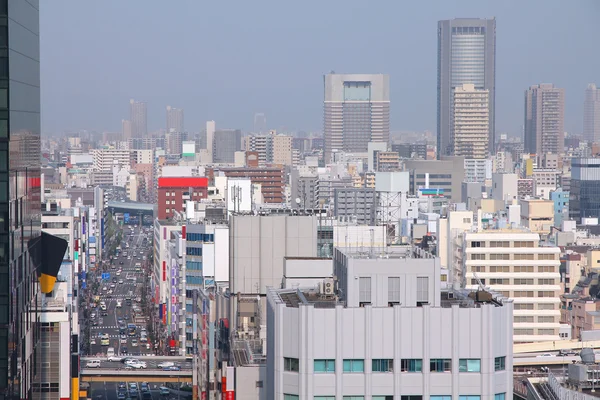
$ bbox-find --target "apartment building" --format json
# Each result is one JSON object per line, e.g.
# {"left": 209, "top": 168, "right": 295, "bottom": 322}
{"left": 220, "top": 167, "right": 285, "bottom": 203}
{"left": 520, "top": 199, "right": 554, "bottom": 235}
{"left": 157, "top": 177, "right": 209, "bottom": 219}
{"left": 91, "top": 149, "right": 131, "bottom": 171}
{"left": 462, "top": 230, "right": 561, "bottom": 342}
{"left": 267, "top": 246, "right": 513, "bottom": 399}
{"left": 452, "top": 84, "right": 490, "bottom": 159}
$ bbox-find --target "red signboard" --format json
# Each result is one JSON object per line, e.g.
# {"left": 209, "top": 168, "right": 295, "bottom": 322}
{"left": 162, "top": 304, "right": 166, "bottom": 324}
{"left": 182, "top": 225, "right": 186, "bottom": 238}
{"left": 226, "top": 392, "right": 234, "bottom": 400}
{"left": 158, "top": 177, "right": 208, "bottom": 189}
{"left": 162, "top": 261, "right": 166, "bottom": 281}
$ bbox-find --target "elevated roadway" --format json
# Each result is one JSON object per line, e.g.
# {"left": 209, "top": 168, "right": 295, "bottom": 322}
{"left": 80, "top": 368, "right": 191, "bottom": 383}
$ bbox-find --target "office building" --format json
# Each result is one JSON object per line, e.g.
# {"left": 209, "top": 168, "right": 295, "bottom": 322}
{"left": 122, "top": 119, "right": 132, "bottom": 140}
{"left": 229, "top": 214, "right": 318, "bottom": 331}
{"left": 570, "top": 158, "right": 600, "bottom": 222}
{"left": 550, "top": 188, "right": 569, "bottom": 228}
{"left": 462, "top": 230, "right": 560, "bottom": 342}
{"left": 220, "top": 167, "right": 285, "bottom": 203}
{"left": 157, "top": 177, "right": 208, "bottom": 220}
{"left": 524, "top": 84, "right": 565, "bottom": 155}
{"left": 130, "top": 98, "right": 148, "bottom": 138}
{"left": 405, "top": 157, "right": 465, "bottom": 202}
{"left": 437, "top": 18, "right": 496, "bottom": 158}
{"left": 323, "top": 73, "right": 390, "bottom": 163}
{"left": 452, "top": 84, "right": 490, "bottom": 158}
{"left": 584, "top": 84, "right": 600, "bottom": 144}
{"left": 333, "top": 188, "right": 377, "bottom": 225}
{"left": 213, "top": 129, "right": 242, "bottom": 164}
{"left": 245, "top": 132, "right": 293, "bottom": 166}
{"left": 91, "top": 149, "right": 131, "bottom": 172}
{"left": 1, "top": 3, "right": 45, "bottom": 397}
{"left": 267, "top": 247, "right": 513, "bottom": 399}
{"left": 254, "top": 112, "right": 267, "bottom": 133}
{"left": 166, "top": 105, "right": 184, "bottom": 133}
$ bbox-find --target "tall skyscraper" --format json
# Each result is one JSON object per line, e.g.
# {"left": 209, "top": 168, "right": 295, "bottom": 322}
{"left": 452, "top": 83, "right": 490, "bottom": 158}
{"left": 584, "top": 83, "right": 600, "bottom": 143}
{"left": 437, "top": 18, "right": 496, "bottom": 158}
{"left": 1, "top": 2, "right": 45, "bottom": 398}
{"left": 524, "top": 84, "right": 565, "bottom": 155}
{"left": 323, "top": 73, "right": 390, "bottom": 164}
{"left": 166, "top": 105, "right": 184, "bottom": 133}
{"left": 129, "top": 98, "right": 147, "bottom": 138}
{"left": 254, "top": 113, "right": 267, "bottom": 133}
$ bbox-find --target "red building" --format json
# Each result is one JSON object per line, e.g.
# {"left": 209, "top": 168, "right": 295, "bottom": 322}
{"left": 157, "top": 177, "right": 208, "bottom": 219}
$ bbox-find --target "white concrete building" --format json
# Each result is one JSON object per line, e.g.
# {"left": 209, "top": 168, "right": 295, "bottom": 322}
{"left": 267, "top": 246, "right": 513, "bottom": 399}
{"left": 452, "top": 83, "right": 490, "bottom": 159}
{"left": 462, "top": 230, "right": 561, "bottom": 342}
{"left": 91, "top": 149, "right": 130, "bottom": 172}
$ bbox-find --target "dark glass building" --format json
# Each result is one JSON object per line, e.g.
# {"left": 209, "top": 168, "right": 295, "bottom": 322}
{"left": 0, "top": 1, "right": 42, "bottom": 398}
{"left": 570, "top": 158, "right": 600, "bottom": 222}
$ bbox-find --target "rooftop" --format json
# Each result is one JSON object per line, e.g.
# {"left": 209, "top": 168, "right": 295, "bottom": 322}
{"left": 336, "top": 245, "right": 435, "bottom": 260}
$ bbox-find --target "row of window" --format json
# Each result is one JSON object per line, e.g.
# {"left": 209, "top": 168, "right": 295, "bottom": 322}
{"left": 471, "top": 278, "right": 556, "bottom": 285}
{"left": 285, "top": 357, "right": 506, "bottom": 373}
{"left": 186, "top": 247, "right": 203, "bottom": 256}
{"left": 471, "top": 265, "right": 556, "bottom": 273}
{"left": 511, "top": 290, "right": 556, "bottom": 298}
{"left": 471, "top": 253, "right": 556, "bottom": 260}
{"left": 471, "top": 240, "right": 534, "bottom": 248}
{"left": 514, "top": 315, "right": 555, "bottom": 323}
{"left": 515, "top": 328, "right": 556, "bottom": 335}
{"left": 186, "top": 233, "right": 215, "bottom": 242}
{"left": 287, "top": 395, "right": 505, "bottom": 400}
{"left": 514, "top": 303, "right": 556, "bottom": 310}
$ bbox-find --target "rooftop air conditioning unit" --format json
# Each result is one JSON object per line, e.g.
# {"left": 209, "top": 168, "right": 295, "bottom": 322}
{"left": 323, "top": 278, "right": 335, "bottom": 295}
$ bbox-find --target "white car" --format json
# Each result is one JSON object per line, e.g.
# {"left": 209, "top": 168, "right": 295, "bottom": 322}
{"left": 537, "top": 353, "right": 555, "bottom": 358}
{"left": 120, "top": 337, "right": 127, "bottom": 344}
{"left": 129, "top": 361, "right": 146, "bottom": 369}
{"left": 157, "top": 361, "right": 174, "bottom": 369}
{"left": 90, "top": 339, "right": 96, "bottom": 345}
{"left": 119, "top": 280, "right": 124, "bottom": 284}
{"left": 131, "top": 339, "right": 138, "bottom": 347}
{"left": 102, "top": 286, "right": 107, "bottom": 291}
{"left": 107, "top": 355, "right": 123, "bottom": 362}
{"left": 110, "top": 283, "right": 116, "bottom": 288}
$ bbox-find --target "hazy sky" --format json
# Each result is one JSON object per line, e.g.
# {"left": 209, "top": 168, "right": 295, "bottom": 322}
{"left": 40, "top": 0, "right": 600, "bottom": 137}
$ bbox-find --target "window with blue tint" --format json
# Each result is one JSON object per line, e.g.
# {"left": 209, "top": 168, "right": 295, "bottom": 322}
{"left": 494, "top": 356, "right": 505, "bottom": 371}
{"left": 185, "top": 304, "right": 192, "bottom": 312}
{"left": 459, "top": 359, "right": 481, "bottom": 372}
{"left": 372, "top": 359, "right": 393, "bottom": 372}
{"left": 284, "top": 358, "right": 299, "bottom": 372}
{"left": 430, "top": 359, "right": 451, "bottom": 372}
{"left": 431, "top": 397, "right": 451, "bottom": 400}
{"left": 284, "top": 395, "right": 299, "bottom": 400}
{"left": 400, "top": 359, "right": 422, "bottom": 372}
{"left": 495, "top": 394, "right": 505, "bottom": 400}
{"left": 343, "top": 397, "right": 364, "bottom": 400}
{"left": 314, "top": 359, "right": 335, "bottom": 373}
{"left": 459, "top": 396, "right": 481, "bottom": 400}
{"left": 186, "top": 276, "right": 203, "bottom": 285}
{"left": 343, "top": 359, "right": 364, "bottom": 373}
{"left": 314, "top": 397, "right": 335, "bottom": 400}
{"left": 186, "top": 261, "right": 202, "bottom": 271}
{"left": 186, "top": 247, "right": 202, "bottom": 256}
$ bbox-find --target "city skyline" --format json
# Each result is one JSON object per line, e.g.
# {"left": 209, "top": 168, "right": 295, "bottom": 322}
{"left": 40, "top": 1, "right": 599, "bottom": 136}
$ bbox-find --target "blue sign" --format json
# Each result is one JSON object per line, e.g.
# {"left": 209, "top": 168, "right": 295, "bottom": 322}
{"left": 124, "top": 213, "right": 130, "bottom": 224}
{"left": 81, "top": 281, "right": 86, "bottom": 289}
{"left": 101, "top": 272, "right": 110, "bottom": 280}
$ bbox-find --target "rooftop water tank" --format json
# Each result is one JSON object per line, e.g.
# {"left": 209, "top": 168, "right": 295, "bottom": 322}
{"left": 581, "top": 348, "right": 596, "bottom": 364}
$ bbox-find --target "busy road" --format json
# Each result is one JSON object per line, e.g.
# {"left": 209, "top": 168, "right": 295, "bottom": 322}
{"left": 86, "top": 224, "right": 154, "bottom": 358}
{"left": 88, "top": 381, "right": 192, "bottom": 400}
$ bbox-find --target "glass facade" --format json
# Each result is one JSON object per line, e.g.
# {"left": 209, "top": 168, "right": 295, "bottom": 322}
{"left": 0, "top": 0, "right": 42, "bottom": 398}
{"left": 570, "top": 159, "right": 600, "bottom": 222}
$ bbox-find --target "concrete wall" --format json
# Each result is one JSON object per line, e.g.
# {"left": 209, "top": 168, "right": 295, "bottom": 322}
{"left": 267, "top": 292, "right": 513, "bottom": 399}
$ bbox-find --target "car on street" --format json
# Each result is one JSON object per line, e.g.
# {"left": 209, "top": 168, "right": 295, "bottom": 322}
{"left": 85, "top": 359, "right": 101, "bottom": 368}
{"left": 119, "top": 261, "right": 124, "bottom": 265}
{"left": 90, "top": 338, "right": 96, "bottom": 345}
{"left": 107, "top": 289, "right": 113, "bottom": 294}
{"left": 107, "top": 355, "right": 123, "bottom": 362}
{"left": 537, "top": 353, "right": 555, "bottom": 358}
{"left": 92, "top": 320, "right": 98, "bottom": 326}
{"left": 129, "top": 383, "right": 138, "bottom": 391}
{"left": 131, "top": 339, "right": 138, "bottom": 347}
{"left": 119, "top": 279, "right": 124, "bottom": 284}
{"left": 118, "top": 383, "right": 127, "bottom": 390}
{"left": 117, "top": 392, "right": 126, "bottom": 400}
{"left": 120, "top": 337, "right": 127, "bottom": 344}
{"left": 157, "top": 361, "right": 174, "bottom": 369}
{"left": 121, "top": 346, "right": 128, "bottom": 354}
{"left": 118, "top": 318, "right": 124, "bottom": 324}
{"left": 128, "top": 361, "right": 146, "bottom": 369}
{"left": 559, "top": 349, "right": 578, "bottom": 356}
{"left": 159, "top": 387, "right": 170, "bottom": 396}
{"left": 163, "top": 365, "right": 181, "bottom": 371}
{"left": 102, "top": 286, "right": 107, "bottom": 291}
{"left": 110, "top": 283, "right": 116, "bottom": 288}
{"left": 90, "top": 312, "right": 96, "bottom": 318}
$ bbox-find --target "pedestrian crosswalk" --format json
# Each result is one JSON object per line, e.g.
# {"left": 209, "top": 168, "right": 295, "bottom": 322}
{"left": 91, "top": 325, "right": 120, "bottom": 330}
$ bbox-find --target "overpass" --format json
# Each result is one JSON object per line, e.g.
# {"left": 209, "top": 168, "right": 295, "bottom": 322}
{"left": 80, "top": 368, "right": 192, "bottom": 383}
{"left": 513, "top": 339, "right": 600, "bottom": 354}
{"left": 107, "top": 201, "right": 156, "bottom": 218}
